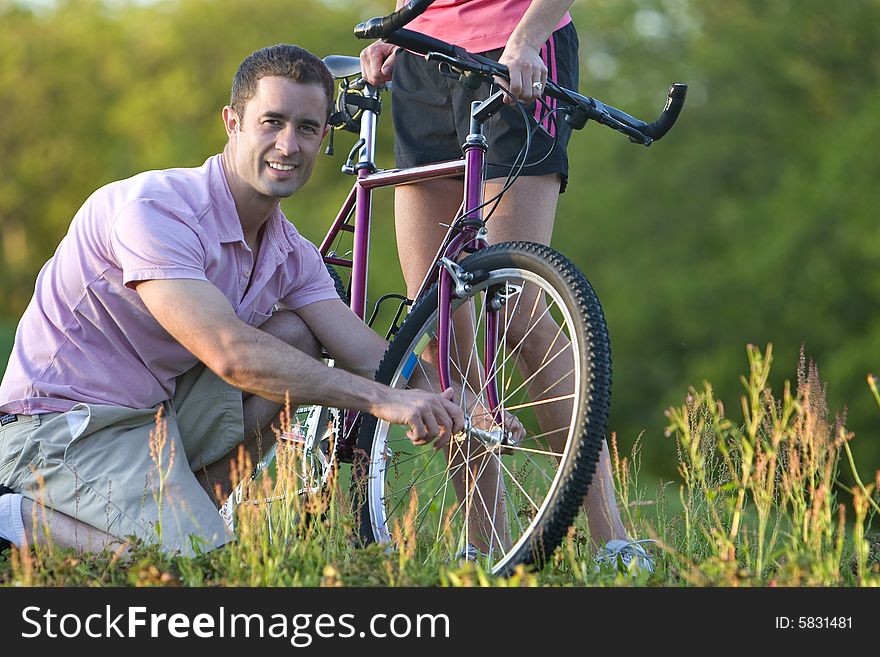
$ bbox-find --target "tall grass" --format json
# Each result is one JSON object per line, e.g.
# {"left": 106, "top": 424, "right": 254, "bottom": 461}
{"left": 1, "top": 345, "right": 877, "bottom": 586}
{"left": 641, "top": 344, "right": 878, "bottom": 585}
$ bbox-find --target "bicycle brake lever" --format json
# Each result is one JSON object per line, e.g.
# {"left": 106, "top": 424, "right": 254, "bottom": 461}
{"left": 342, "top": 138, "right": 366, "bottom": 175}
{"left": 426, "top": 51, "right": 499, "bottom": 80}
{"left": 590, "top": 105, "right": 653, "bottom": 146}
{"left": 436, "top": 60, "right": 484, "bottom": 90}
{"left": 436, "top": 61, "right": 460, "bottom": 81}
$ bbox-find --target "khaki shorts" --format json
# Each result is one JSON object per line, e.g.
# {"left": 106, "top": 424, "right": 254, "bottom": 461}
{"left": 0, "top": 365, "right": 245, "bottom": 555}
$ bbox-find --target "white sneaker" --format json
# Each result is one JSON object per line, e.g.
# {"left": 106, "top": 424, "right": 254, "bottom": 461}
{"left": 594, "top": 539, "right": 656, "bottom": 575}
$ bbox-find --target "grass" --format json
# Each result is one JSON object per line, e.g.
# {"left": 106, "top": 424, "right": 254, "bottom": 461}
{"left": 1, "top": 344, "right": 878, "bottom": 587}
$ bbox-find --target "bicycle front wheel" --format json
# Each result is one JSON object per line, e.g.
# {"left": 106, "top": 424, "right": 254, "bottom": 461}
{"left": 356, "top": 241, "right": 611, "bottom": 575}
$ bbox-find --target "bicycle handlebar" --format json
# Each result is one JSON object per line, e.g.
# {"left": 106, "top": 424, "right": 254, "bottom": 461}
{"left": 541, "top": 77, "right": 688, "bottom": 144}
{"left": 354, "top": 1, "right": 686, "bottom": 146}
{"left": 354, "top": 0, "right": 435, "bottom": 39}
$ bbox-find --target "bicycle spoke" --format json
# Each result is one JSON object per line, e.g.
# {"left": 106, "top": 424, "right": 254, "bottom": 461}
{"left": 389, "top": 425, "right": 539, "bottom": 557}
{"left": 469, "top": 282, "right": 526, "bottom": 409}
{"left": 475, "top": 296, "right": 557, "bottom": 409}
{"left": 505, "top": 311, "right": 567, "bottom": 394}
{"left": 458, "top": 435, "right": 505, "bottom": 558}
{"left": 500, "top": 442, "right": 564, "bottom": 458}
{"left": 440, "top": 281, "right": 525, "bottom": 419}
{"left": 504, "top": 393, "right": 576, "bottom": 413}
{"left": 412, "top": 283, "right": 564, "bottom": 553}
{"left": 465, "top": 440, "right": 546, "bottom": 530}
{"left": 412, "top": 349, "right": 439, "bottom": 394}
{"left": 381, "top": 447, "right": 439, "bottom": 469}
{"left": 408, "top": 461, "right": 471, "bottom": 546}
{"left": 469, "top": 461, "right": 509, "bottom": 555}
{"left": 493, "top": 455, "right": 540, "bottom": 513}
{"left": 451, "top": 297, "right": 488, "bottom": 416}
{"left": 434, "top": 453, "right": 457, "bottom": 546}
{"left": 530, "top": 366, "right": 578, "bottom": 404}
{"left": 384, "top": 446, "right": 483, "bottom": 522}
{"left": 382, "top": 446, "right": 444, "bottom": 521}
{"left": 503, "top": 342, "right": 574, "bottom": 404}
{"left": 516, "top": 451, "right": 556, "bottom": 485}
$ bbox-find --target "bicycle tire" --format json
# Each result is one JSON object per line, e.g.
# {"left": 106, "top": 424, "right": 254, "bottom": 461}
{"left": 326, "top": 262, "right": 349, "bottom": 306}
{"left": 355, "top": 241, "right": 611, "bottom": 575}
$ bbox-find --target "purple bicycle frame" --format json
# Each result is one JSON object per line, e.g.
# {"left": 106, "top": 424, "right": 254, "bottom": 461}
{"left": 318, "top": 107, "right": 502, "bottom": 426}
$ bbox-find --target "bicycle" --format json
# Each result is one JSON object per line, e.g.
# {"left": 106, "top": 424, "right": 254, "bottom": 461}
{"left": 231, "top": 0, "right": 686, "bottom": 576}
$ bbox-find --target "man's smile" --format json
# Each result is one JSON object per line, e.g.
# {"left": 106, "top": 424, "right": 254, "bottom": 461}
{"left": 266, "top": 161, "right": 297, "bottom": 172}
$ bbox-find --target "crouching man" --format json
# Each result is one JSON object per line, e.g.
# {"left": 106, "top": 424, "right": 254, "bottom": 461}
{"left": 0, "top": 44, "right": 462, "bottom": 555}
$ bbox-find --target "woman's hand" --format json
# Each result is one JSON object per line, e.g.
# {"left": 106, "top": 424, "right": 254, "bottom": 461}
{"left": 497, "top": 41, "right": 547, "bottom": 104}
{"left": 360, "top": 41, "right": 398, "bottom": 85}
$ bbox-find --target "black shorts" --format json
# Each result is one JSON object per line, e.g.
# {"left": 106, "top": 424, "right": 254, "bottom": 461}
{"left": 391, "top": 22, "right": 579, "bottom": 192}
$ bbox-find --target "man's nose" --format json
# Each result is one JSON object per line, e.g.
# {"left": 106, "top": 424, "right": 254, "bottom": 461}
{"left": 275, "top": 125, "right": 300, "bottom": 157}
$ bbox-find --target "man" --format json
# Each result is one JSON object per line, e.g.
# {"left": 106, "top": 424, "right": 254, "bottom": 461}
{"left": 0, "top": 44, "right": 463, "bottom": 555}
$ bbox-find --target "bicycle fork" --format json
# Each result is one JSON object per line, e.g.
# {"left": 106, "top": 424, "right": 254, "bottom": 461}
{"left": 436, "top": 91, "right": 510, "bottom": 436}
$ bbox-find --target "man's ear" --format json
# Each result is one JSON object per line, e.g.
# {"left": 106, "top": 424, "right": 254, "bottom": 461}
{"left": 222, "top": 106, "right": 240, "bottom": 138}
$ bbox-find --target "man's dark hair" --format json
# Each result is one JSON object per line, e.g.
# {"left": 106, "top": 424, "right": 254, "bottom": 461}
{"left": 231, "top": 44, "right": 334, "bottom": 120}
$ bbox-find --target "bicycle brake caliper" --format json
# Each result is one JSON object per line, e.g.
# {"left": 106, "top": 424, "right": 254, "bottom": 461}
{"left": 487, "top": 282, "right": 522, "bottom": 312}
{"left": 439, "top": 257, "right": 474, "bottom": 298}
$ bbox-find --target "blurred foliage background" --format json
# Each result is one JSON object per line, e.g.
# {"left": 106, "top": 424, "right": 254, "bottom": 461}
{"left": 1, "top": 0, "right": 878, "bottom": 488}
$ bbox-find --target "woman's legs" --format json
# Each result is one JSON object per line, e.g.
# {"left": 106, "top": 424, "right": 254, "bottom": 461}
{"left": 395, "top": 175, "right": 627, "bottom": 547}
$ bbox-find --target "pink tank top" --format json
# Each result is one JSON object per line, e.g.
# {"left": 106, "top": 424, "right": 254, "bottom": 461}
{"left": 407, "top": 0, "right": 572, "bottom": 52}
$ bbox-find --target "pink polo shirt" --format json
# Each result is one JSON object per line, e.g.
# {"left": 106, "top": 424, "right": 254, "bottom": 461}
{"left": 0, "top": 155, "right": 338, "bottom": 414}
{"left": 407, "top": 0, "right": 572, "bottom": 51}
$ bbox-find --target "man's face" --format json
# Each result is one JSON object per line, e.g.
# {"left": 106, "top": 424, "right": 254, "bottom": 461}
{"left": 224, "top": 76, "right": 329, "bottom": 201}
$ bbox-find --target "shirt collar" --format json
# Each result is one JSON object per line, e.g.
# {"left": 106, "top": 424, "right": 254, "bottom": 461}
{"left": 212, "top": 154, "right": 299, "bottom": 265}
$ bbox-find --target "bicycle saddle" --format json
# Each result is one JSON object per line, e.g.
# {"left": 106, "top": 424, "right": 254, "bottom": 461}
{"left": 323, "top": 55, "right": 362, "bottom": 80}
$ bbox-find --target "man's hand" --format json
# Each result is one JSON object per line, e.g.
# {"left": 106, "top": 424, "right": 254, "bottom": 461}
{"left": 360, "top": 41, "right": 398, "bottom": 86}
{"left": 372, "top": 387, "right": 465, "bottom": 448}
{"left": 294, "top": 300, "right": 463, "bottom": 449}
{"left": 403, "top": 351, "right": 527, "bottom": 449}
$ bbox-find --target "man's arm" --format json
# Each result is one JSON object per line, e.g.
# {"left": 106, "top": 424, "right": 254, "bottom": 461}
{"left": 296, "top": 298, "right": 451, "bottom": 397}
{"left": 296, "top": 298, "right": 525, "bottom": 444}
{"left": 293, "top": 298, "right": 389, "bottom": 380}
{"left": 136, "top": 278, "right": 463, "bottom": 445}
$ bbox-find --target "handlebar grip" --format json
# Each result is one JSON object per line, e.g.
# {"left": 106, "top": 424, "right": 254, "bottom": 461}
{"left": 354, "top": 0, "right": 435, "bottom": 39}
{"left": 641, "top": 83, "right": 687, "bottom": 141}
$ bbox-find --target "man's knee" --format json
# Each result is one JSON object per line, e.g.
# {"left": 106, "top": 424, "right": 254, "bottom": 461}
{"left": 258, "top": 310, "right": 322, "bottom": 359}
